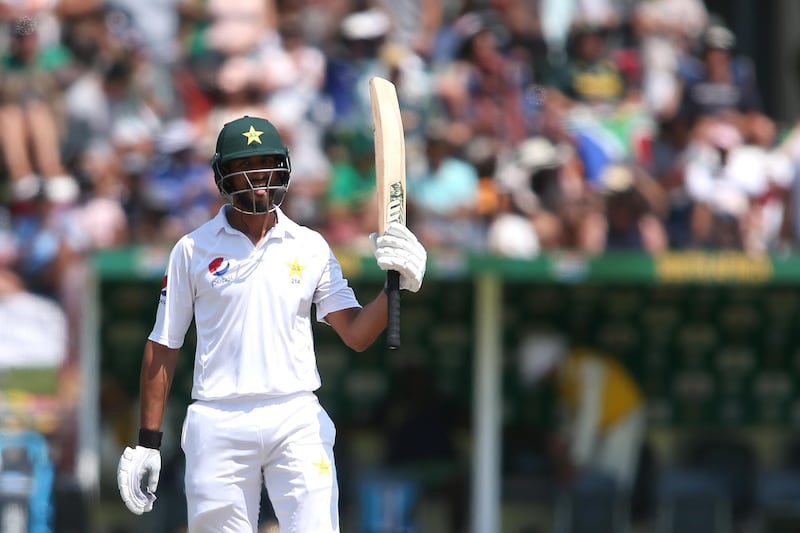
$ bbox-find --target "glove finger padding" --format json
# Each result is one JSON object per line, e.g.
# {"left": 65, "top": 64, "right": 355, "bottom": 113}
{"left": 118, "top": 446, "right": 161, "bottom": 515}
{"left": 371, "top": 223, "right": 427, "bottom": 292}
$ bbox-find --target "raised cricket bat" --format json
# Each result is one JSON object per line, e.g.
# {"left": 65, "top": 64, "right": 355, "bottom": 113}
{"left": 369, "top": 76, "right": 406, "bottom": 350}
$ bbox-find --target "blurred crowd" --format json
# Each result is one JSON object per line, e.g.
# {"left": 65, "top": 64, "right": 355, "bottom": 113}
{"left": 1, "top": 0, "right": 799, "bottom": 301}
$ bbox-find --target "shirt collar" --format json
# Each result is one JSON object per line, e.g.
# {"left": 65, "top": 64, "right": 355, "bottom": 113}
{"left": 210, "top": 205, "right": 235, "bottom": 235}
{"left": 210, "top": 205, "right": 300, "bottom": 240}
{"left": 270, "top": 206, "right": 301, "bottom": 240}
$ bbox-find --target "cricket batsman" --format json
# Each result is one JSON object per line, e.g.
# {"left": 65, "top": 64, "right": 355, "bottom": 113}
{"left": 116, "top": 116, "right": 427, "bottom": 532}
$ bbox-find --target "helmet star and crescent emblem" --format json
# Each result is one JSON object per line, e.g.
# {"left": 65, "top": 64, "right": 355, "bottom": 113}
{"left": 242, "top": 125, "right": 264, "bottom": 145}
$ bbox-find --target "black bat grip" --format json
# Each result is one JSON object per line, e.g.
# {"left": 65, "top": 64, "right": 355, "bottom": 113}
{"left": 386, "top": 270, "right": 401, "bottom": 349}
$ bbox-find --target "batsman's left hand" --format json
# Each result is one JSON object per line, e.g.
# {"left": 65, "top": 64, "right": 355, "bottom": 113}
{"left": 370, "top": 223, "right": 427, "bottom": 293}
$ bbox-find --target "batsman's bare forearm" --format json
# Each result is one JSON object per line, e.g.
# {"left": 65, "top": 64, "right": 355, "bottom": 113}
{"left": 139, "top": 340, "right": 179, "bottom": 431}
{"left": 327, "top": 291, "right": 388, "bottom": 352}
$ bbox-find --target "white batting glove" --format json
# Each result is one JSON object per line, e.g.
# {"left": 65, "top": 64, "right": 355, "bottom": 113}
{"left": 117, "top": 446, "right": 161, "bottom": 515}
{"left": 369, "top": 223, "right": 427, "bottom": 293}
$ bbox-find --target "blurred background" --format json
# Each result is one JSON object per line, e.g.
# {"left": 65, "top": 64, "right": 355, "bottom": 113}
{"left": 3, "top": 0, "right": 800, "bottom": 532}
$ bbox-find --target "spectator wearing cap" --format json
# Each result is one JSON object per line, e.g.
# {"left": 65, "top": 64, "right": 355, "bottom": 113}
{"left": 677, "top": 22, "right": 772, "bottom": 144}
{"left": 493, "top": 134, "right": 601, "bottom": 253}
{"left": 324, "top": 7, "right": 392, "bottom": 132}
{"left": 545, "top": 21, "right": 629, "bottom": 110}
{"left": 591, "top": 163, "right": 669, "bottom": 252}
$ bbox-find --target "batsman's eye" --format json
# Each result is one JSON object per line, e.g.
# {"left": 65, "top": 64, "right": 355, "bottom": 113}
{"left": 245, "top": 170, "right": 270, "bottom": 181}
{"left": 272, "top": 171, "right": 290, "bottom": 187}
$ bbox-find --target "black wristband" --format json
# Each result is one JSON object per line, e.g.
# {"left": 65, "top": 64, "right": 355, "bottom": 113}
{"left": 138, "top": 428, "right": 163, "bottom": 450}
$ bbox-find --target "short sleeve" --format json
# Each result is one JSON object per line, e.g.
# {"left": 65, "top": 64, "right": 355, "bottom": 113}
{"left": 313, "top": 248, "right": 361, "bottom": 323}
{"left": 148, "top": 238, "right": 195, "bottom": 348}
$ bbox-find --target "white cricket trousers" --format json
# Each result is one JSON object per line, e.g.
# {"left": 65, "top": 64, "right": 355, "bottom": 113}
{"left": 591, "top": 407, "right": 646, "bottom": 492}
{"left": 181, "top": 391, "right": 339, "bottom": 532}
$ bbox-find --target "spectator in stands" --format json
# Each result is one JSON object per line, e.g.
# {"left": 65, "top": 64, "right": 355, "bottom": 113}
{"left": 646, "top": 115, "right": 694, "bottom": 248}
{"left": 375, "top": 0, "right": 443, "bottom": 61}
{"left": 684, "top": 117, "right": 795, "bottom": 253}
{"left": 140, "top": 119, "right": 219, "bottom": 243}
{"left": 537, "top": 0, "right": 622, "bottom": 60}
{"left": 589, "top": 163, "right": 669, "bottom": 253}
{"left": 100, "top": 55, "right": 161, "bottom": 170}
{"left": 0, "top": 17, "right": 79, "bottom": 205}
{"left": 518, "top": 331, "right": 646, "bottom": 492}
{"left": 60, "top": 6, "right": 121, "bottom": 159}
{"left": 408, "top": 121, "right": 484, "bottom": 251}
{"left": 436, "top": 11, "right": 537, "bottom": 153}
{"left": 682, "top": 118, "right": 749, "bottom": 249}
{"left": 196, "top": 54, "right": 271, "bottom": 158}
{"left": 493, "top": 135, "right": 564, "bottom": 253}
{"left": 677, "top": 22, "right": 773, "bottom": 144}
{"left": 484, "top": 0, "right": 548, "bottom": 68}
{"left": 378, "top": 40, "right": 437, "bottom": 173}
{"left": 102, "top": 0, "right": 182, "bottom": 66}
{"left": 771, "top": 122, "right": 800, "bottom": 248}
{"left": 63, "top": 141, "right": 129, "bottom": 252}
{"left": 631, "top": 0, "right": 709, "bottom": 119}
{"left": 546, "top": 21, "right": 628, "bottom": 110}
{"left": 543, "top": 18, "right": 656, "bottom": 194}
{"left": 202, "top": 0, "right": 277, "bottom": 58}
{"left": 324, "top": 7, "right": 392, "bottom": 134}
{"left": 8, "top": 181, "right": 78, "bottom": 298}
{"left": 0, "top": 264, "right": 69, "bottom": 407}
{"left": 493, "top": 133, "right": 602, "bottom": 253}
{"left": 486, "top": 185, "right": 541, "bottom": 259}
{"left": 321, "top": 130, "right": 377, "bottom": 247}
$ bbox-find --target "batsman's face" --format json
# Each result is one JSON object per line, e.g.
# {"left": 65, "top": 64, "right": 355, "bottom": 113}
{"left": 221, "top": 155, "right": 290, "bottom": 214}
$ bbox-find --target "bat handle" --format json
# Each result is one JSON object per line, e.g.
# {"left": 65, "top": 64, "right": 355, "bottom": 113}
{"left": 386, "top": 270, "right": 401, "bottom": 349}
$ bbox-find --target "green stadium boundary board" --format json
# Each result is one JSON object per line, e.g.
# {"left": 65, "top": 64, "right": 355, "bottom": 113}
{"left": 88, "top": 247, "right": 800, "bottom": 532}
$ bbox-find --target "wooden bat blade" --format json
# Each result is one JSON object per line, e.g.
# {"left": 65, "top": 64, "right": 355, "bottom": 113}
{"left": 369, "top": 76, "right": 406, "bottom": 350}
{"left": 369, "top": 76, "right": 406, "bottom": 234}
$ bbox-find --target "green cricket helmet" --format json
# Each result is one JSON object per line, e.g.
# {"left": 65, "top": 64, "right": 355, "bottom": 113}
{"left": 211, "top": 115, "right": 292, "bottom": 214}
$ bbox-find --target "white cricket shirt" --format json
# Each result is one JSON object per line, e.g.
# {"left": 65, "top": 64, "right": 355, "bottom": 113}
{"left": 148, "top": 206, "right": 361, "bottom": 400}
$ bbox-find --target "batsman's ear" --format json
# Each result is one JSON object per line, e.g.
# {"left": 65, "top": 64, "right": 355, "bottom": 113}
{"left": 211, "top": 153, "right": 232, "bottom": 194}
